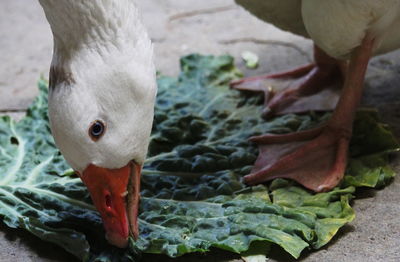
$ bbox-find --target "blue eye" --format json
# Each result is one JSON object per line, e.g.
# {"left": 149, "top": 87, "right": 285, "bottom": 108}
{"left": 89, "top": 120, "right": 105, "bottom": 140}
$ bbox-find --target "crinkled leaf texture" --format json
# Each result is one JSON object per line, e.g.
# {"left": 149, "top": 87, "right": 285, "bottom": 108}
{"left": 0, "top": 54, "right": 398, "bottom": 261}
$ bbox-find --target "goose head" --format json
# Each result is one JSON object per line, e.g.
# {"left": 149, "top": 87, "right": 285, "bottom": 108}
{"left": 39, "top": 0, "right": 156, "bottom": 248}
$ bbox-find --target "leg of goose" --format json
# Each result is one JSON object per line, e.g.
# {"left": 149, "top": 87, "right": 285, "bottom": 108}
{"left": 244, "top": 36, "right": 374, "bottom": 192}
{"left": 231, "top": 45, "right": 346, "bottom": 118}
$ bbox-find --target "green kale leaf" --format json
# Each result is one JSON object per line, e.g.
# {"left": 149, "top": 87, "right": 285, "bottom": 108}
{"left": 0, "top": 54, "right": 398, "bottom": 261}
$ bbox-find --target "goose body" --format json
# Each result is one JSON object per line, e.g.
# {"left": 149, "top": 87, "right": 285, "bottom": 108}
{"left": 38, "top": 0, "right": 156, "bottom": 247}
{"left": 236, "top": 0, "right": 400, "bottom": 58}
{"left": 235, "top": 0, "right": 308, "bottom": 37}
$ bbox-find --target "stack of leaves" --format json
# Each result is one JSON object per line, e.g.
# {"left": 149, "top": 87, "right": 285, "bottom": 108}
{"left": 0, "top": 54, "right": 398, "bottom": 261}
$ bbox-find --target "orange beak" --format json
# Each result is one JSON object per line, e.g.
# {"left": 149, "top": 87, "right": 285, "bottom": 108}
{"left": 79, "top": 162, "right": 141, "bottom": 248}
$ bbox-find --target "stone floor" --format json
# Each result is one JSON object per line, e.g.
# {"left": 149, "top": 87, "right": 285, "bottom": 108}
{"left": 0, "top": 0, "right": 399, "bottom": 261}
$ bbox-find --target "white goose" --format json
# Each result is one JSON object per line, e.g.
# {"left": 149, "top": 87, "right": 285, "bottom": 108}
{"left": 38, "top": 0, "right": 156, "bottom": 248}
{"left": 37, "top": 0, "right": 400, "bottom": 249}
{"left": 233, "top": 1, "right": 400, "bottom": 191}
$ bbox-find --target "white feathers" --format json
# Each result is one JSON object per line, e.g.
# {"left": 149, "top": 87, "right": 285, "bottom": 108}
{"left": 302, "top": 0, "right": 400, "bottom": 59}
{"left": 39, "top": 0, "right": 156, "bottom": 172}
{"left": 235, "top": 0, "right": 308, "bottom": 37}
{"left": 236, "top": 0, "right": 400, "bottom": 59}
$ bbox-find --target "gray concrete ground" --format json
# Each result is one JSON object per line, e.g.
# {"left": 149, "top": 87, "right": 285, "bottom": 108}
{"left": 0, "top": 0, "right": 399, "bottom": 261}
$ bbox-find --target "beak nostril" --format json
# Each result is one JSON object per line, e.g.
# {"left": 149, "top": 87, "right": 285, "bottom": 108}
{"left": 105, "top": 194, "right": 112, "bottom": 209}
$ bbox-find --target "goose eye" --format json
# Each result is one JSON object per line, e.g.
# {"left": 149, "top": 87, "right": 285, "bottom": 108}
{"left": 89, "top": 120, "right": 106, "bottom": 141}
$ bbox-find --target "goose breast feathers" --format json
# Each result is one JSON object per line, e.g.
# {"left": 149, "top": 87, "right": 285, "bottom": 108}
{"left": 236, "top": 0, "right": 400, "bottom": 59}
